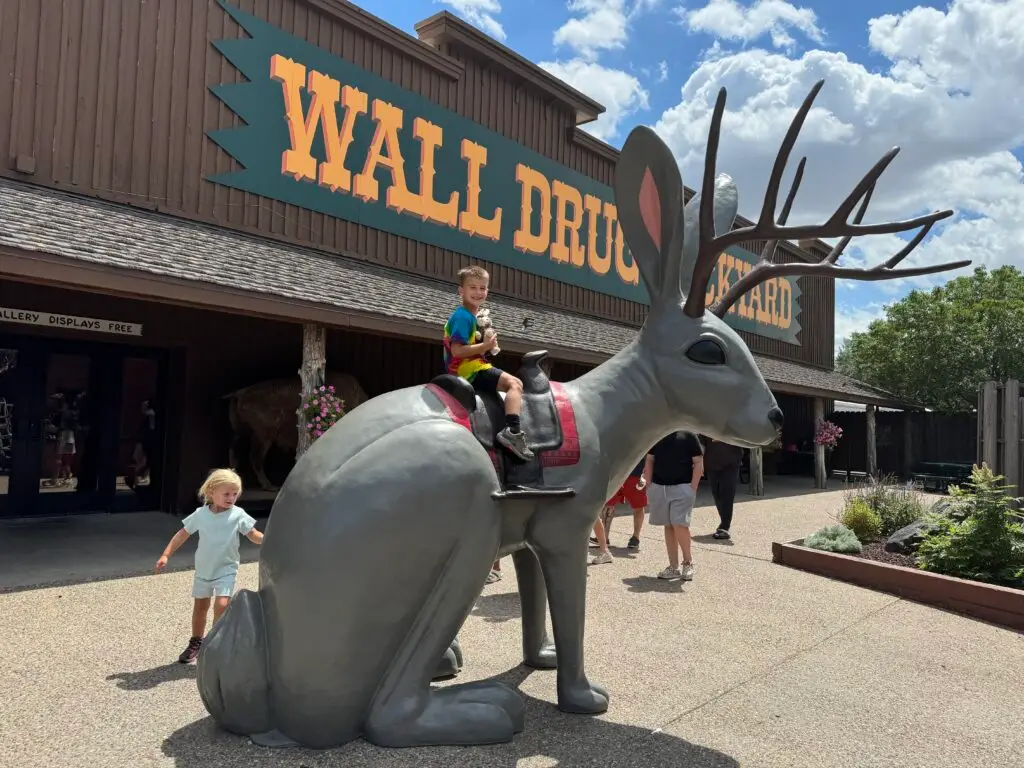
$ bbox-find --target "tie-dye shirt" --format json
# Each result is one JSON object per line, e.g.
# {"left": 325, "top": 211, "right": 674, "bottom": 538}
{"left": 443, "top": 305, "right": 494, "bottom": 382}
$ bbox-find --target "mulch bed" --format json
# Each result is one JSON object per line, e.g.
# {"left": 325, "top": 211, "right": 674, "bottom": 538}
{"left": 853, "top": 541, "right": 917, "bottom": 570}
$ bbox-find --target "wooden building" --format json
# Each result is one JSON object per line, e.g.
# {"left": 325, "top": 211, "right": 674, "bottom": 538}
{"left": 0, "top": 0, "right": 901, "bottom": 519}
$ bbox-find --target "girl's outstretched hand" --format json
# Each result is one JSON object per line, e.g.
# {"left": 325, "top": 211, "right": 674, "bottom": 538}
{"left": 154, "top": 555, "right": 168, "bottom": 573}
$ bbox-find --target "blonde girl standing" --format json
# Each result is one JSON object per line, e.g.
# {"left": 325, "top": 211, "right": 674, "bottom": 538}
{"left": 154, "top": 468, "right": 263, "bottom": 663}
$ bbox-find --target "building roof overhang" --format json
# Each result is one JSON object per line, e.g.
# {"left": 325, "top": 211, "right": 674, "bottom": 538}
{"left": 0, "top": 179, "right": 904, "bottom": 407}
{"left": 414, "top": 11, "right": 605, "bottom": 125}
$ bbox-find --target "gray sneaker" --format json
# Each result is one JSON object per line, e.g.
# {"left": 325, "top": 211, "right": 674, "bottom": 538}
{"left": 497, "top": 427, "right": 534, "bottom": 460}
{"left": 680, "top": 563, "right": 695, "bottom": 581}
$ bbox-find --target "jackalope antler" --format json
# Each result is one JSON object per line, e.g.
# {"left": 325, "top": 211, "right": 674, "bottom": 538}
{"left": 678, "top": 79, "right": 971, "bottom": 319}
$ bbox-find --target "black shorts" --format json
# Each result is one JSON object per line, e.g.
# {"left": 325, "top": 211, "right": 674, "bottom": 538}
{"left": 471, "top": 366, "right": 503, "bottom": 395}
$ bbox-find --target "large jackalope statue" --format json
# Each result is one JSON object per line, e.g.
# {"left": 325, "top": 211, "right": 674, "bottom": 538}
{"left": 196, "top": 80, "right": 968, "bottom": 750}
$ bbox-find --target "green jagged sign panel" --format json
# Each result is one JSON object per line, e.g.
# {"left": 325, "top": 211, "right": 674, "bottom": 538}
{"left": 206, "top": 1, "right": 801, "bottom": 344}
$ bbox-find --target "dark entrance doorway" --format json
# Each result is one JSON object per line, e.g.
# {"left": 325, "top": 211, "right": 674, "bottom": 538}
{"left": 0, "top": 334, "right": 168, "bottom": 518}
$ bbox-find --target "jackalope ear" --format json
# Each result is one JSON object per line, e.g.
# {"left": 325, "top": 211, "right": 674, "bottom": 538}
{"left": 679, "top": 174, "right": 739, "bottom": 298}
{"left": 614, "top": 126, "right": 684, "bottom": 303}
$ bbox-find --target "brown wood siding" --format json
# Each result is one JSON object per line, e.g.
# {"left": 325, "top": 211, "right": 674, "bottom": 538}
{"left": 0, "top": 0, "right": 832, "bottom": 369}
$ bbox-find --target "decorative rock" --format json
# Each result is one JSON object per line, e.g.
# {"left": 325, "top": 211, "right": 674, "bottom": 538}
{"left": 884, "top": 519, "right": 935, "bottom": 554}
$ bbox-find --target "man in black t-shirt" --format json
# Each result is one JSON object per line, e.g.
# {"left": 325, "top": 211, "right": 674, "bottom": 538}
{"left": 702, "top": 436, "right": 744, "bottom": 540}
{"left": 642, "top": 431, "right": 704, "bottom": 581}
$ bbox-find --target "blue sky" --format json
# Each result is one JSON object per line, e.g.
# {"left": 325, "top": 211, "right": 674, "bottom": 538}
{"left": 353, "top": 1, "right": 1024, "bottom": 349}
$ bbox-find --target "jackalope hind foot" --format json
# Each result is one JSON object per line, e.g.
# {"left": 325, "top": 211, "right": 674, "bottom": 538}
{"left": 365, "top": 683, "right": 522, "bottom": 748}
{"left": 446, "top": 680, "right": 526, "bottom": 732}
{"left": 557, "top": 680, "right": 609, "bottom": 715}
{"left": 523, "top": 642, "right": 557, "bottom": 670}
{"left": 433, "top": 642, "right": 463, "bottom": 680}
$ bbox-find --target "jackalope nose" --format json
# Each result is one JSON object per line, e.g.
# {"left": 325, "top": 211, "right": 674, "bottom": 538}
{"left": 768, "top": 407, "right": 785, "bottom": 430}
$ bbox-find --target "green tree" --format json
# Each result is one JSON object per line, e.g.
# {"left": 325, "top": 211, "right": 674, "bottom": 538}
{"left": 836, "top": 266, "right": 1024, "bottom": 411}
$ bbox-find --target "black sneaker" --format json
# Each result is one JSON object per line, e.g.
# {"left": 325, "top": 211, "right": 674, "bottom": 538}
{"left": 178, "top": 636, "right": 202, "bottom": 664}
{"left": 496, "top": 427, "right": 534, "bottom": 460}
{"left": 712, "top": 529, "right": 731, "bottom": 540}
{"left": 589, "top": 536, "right": 600, "bottom": 548}
{"left": 627, "top": 536, "right": 641, "bottom": 551}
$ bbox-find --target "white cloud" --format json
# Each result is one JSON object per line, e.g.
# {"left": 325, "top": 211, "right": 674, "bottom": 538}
{"left": 543, "top": 1, "right": 659, "bottom": 141}
{"left": 676, "top": 0, "right": 824, "bottom": 50}
{"left": 439, "top": 0, "right": 505, "bottom": 41}
{"left": 657, "top": 60, "right": 669, "bottom": 82}
{"left": 834, "top": 302, "right": 885, "bottom": 352}
{"left": 554, "top": 0, "right": 632, "bottom": 60}
{"left": 652, "top": 0, "right": 1024, "bottom": 298}
{"left": 540, "top": 59, "right": 650, "bottom": 141}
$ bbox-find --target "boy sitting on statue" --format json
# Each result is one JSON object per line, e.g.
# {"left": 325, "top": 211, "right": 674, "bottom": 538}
{"left": 443, "top": 266, "right": 532, "bottom": 461}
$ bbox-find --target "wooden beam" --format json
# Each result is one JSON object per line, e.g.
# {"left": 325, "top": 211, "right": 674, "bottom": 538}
{"left": 902, "top": 410, "right": 915, "bottom": 480}
{"left": 297, "top": 323, "right": 327, "bottom": 458}
{"left": 813, "top": 397, "right": 827, "bottom": 489}
{"left": 866, "top": 404, "right": 878, "bottom": 478}
{"left": 980, "top": 381, "right": 998, "bottom": 469}
{"left": 1004, "top": 380, "right": 1020, "bottom": 494}
{"left": 749, "top": 447, "right": 764, "bottom": 497}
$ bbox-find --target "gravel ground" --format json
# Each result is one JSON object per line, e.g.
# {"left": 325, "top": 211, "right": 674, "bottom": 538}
{"left": 3, "top": 486, "right": 1023, "bottom": 768}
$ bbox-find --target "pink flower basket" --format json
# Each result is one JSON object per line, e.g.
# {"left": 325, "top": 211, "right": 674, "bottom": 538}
{"left": 814, "top": 419, "right": 843, "bottom": 450}
{"left": 300, "top": 385, "right": 346, "bottom": 443}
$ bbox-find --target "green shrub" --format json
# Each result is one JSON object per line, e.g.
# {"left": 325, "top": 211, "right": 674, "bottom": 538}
{"left": 916, "top": 465, "right": 1024, "bottom": 588}
{"left": 843, "top": 474, "right": 928, "bottom": 537}
{"left": 804, "top": 524, "right": 863, "bottom": 554}
{"left": 839, "top": 498, "right": 883, "bottom": 542}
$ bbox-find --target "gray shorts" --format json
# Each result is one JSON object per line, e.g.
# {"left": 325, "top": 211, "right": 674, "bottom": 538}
{"left": 648, "top": 483, "right": 696, "bottom": 527}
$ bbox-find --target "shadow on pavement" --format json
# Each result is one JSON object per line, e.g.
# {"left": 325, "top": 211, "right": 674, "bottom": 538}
{"left": 471, "top": 591, "right": 522, "bottom": 623}
{"left": 107, "top": 662, "right": 197, "bottom": 690}
{"left": 692, "top": 534, "right": 736, "bottom": 547}
{"left": 621, "top": 575, "right": 687, "bottom": 594}
{"left": 161, "top": 666, "right": 739, "bottom": 768}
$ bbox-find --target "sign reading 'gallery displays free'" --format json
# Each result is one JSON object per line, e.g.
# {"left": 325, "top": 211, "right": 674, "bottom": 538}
{"left": 207, "top": 1, "right": 801, "bottom": 342}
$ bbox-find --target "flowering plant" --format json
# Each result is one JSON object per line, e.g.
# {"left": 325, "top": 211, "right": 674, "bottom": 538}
{"left": 814, "top": 419, "right": 843, "bottom": 450}
{"left": 300, "top": 385, "right": 346, "bottom": 443}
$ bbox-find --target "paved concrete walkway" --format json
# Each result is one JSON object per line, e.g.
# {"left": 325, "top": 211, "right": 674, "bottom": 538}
{"left": 1, "top": 483, "right": 1021, "bottom": 767}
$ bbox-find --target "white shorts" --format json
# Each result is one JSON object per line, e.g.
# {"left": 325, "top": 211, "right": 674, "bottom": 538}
{"left": 192, "top": 573, "right": 237, "bottom": 599}
{"left": 648, "top": 483, "right": 696, "bottom": 527}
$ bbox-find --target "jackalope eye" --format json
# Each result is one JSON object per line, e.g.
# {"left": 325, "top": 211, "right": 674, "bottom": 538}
{"left": 686, "top": 339, "right": 726, "bottom": 366}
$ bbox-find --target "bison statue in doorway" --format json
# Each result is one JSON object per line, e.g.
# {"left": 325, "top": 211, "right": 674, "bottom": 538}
{"left": 224, "top": 371, "right": 369, "bottom": 490}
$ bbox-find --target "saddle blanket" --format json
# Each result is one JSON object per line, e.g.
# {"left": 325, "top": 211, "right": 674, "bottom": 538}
{"left": 426, "top": 381, "right": 580, "bottom": 469}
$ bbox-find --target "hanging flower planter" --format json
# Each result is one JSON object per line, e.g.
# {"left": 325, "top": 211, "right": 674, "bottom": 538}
{"left": 814, "top": 419, "right": 843, "bottom": 451}
{"left": 300, "top": 385, "right": 346, "bottom": 443}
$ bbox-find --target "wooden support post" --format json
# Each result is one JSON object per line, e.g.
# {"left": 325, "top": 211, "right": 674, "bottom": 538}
{"left": 1003, "top": 380, "right": 1020, "bottom": 494}
{"left": 902, "top": 410, "right": 915, "bottom": 480}
{"left": 980, "top": 381, "right": 998, "bottom": 470}
{"left": 297, "top": 323, "right": 327, "bottom": 458}
{"left": 749, "top": 447, "right": 764, "bottom": 497}
{"left": 813, "top": 396, "right": 827, "bottom": 489}
{"left": 866, "top": 404, "right": 878, "bottom": 479}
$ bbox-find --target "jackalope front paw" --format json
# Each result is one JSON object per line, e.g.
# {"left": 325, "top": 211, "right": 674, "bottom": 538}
{"left": 557, "top": 680, "right": 609, "bottom": 715}
{"left": 523, "top": 643, "right": 557, "bottom": 670}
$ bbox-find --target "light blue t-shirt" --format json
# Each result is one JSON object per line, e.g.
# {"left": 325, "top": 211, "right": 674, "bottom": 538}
{"left": 182, "top": 504, "right": 257, "bottom": 581}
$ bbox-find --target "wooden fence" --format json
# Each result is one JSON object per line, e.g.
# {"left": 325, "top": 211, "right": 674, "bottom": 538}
{"left": 977, "top": 380, "right": 1023, "bottom": 494}
{"left": 831, "top": 409, "right": 976, "bottom": 477}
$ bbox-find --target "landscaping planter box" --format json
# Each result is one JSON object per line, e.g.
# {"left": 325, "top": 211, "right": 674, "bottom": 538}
{"left": 772, "top": 539, "right": 1024, "bottom": 632}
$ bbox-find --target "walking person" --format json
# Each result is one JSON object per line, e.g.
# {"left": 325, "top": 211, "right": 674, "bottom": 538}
{"left": 154, "top": 468, "right": 263, "bottom": 663}
{"left": 597, "top": 458, "right": 648, "bottom": 551}
{"left": 642, "top": 431, "right": 703, "bottom": 581}
{"left": 702, "top": 436, "right": 744, "bottom": 540}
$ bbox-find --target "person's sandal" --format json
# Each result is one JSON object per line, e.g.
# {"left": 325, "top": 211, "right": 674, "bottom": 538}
{"left": 713, "top": 529, "right": 731, "bottom": 540}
